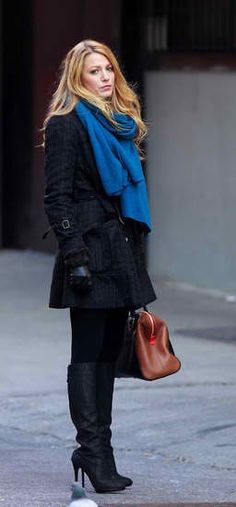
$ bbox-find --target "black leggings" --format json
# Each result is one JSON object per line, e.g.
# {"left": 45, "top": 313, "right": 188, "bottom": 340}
{"left": 70, "top": 307, "right": 128, "bottom": 363}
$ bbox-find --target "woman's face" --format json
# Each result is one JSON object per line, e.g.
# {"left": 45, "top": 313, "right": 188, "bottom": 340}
{"left": 81, "top": 52, "right": 115, "bottom": 99}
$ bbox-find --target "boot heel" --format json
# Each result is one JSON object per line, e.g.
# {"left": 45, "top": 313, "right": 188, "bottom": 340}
{"left": 72, "top": 461, "right": 79, "bottom": 482}
{"left": 81, "top": 468, "right": 85, "bottom": 488}
{"left": 72, "top": 458, "right": 85, "bottom": 487}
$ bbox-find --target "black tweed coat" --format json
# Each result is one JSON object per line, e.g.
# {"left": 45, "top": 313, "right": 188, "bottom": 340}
{"left": 44, "top": 109, "right": 156, "bottom": 309}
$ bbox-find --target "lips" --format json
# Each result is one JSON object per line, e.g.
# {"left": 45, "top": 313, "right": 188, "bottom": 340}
{"left": 100, "top": 85, "right": 111, "bottom": 90}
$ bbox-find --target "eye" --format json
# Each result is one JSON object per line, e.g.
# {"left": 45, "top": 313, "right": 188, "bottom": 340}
{"left": 107, "top": 66, "right": 113, "bottom": 72}
{"left": 90, "top": 69, "right": 99, "bottom": 75}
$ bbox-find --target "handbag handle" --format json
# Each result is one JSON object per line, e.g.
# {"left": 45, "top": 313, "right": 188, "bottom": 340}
{"left": 130, "top": 305, "right": 148, "bottom": 318}
{"left": 142, "top": 310, "right": 155, "bottom": 338}
{"left": 130, "top": 306, "right": 155, "bottom": 343}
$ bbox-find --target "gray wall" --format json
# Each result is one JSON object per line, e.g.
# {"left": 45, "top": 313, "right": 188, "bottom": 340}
{"left": 145, "top": 70, "right": 236, "bottom": 292}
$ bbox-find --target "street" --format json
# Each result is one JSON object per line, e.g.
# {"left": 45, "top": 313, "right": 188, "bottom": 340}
{"left": 0, "top": 250, "right": 236, "bottom": 507}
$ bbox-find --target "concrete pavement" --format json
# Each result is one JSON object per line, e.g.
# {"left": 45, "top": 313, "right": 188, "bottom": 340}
{"left": 0, "top": 249, "right": 236, "bottom": 507}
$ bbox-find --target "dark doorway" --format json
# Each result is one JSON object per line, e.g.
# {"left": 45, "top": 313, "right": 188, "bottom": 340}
{"left": 120, "top": 0, "right": 145, "bottom": 101}
{"left": 2, "top": 0, "right": 33, "bottom": 247}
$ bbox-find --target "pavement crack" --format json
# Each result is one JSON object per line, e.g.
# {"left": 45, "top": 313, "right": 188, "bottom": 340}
{"left": 196, "top": 423, "right": 236, "bottom": 437}
{"left": 0, "top": 389, "right": 64, "bottom": 400}
{"left": 0, "top": 423, "right": 66, "bottom": 442}
{"left": 115, "top": 381, "right": 236, "bottom": 391}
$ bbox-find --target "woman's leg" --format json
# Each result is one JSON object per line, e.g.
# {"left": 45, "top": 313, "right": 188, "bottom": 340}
{"left": 70, "top": 307, "right": 107, "bottom": 363}
{"left": 98, "top": 307, "right": 128, "bottom": 362}
{"left": 67, "top": 307, "right": 126, "bottom": 492}
{"left": 96, "top": 308, "right": 132, "bottom": 486}
{"left": 70, "top": 306, "right": 128, "bottom": 364}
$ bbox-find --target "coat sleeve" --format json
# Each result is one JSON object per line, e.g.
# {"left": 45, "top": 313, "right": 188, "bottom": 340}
{"left": 44, "top": 114, "right": 88, "bottom": 260}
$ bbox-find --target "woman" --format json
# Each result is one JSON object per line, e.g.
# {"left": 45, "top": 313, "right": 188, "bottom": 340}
{"left": 43, "top": 39, "right": 156, "bottom": 494}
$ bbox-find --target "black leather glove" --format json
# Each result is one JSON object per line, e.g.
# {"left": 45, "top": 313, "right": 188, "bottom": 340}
{"left": 69, "top": 264, "right": 92, "bottom": 292}
{"left": 64, "top": 248, "right": 92, "bottom": 293}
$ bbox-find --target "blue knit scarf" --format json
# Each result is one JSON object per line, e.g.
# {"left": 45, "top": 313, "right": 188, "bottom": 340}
{"left": 75, "top": 99, "right": 151, "bottom": 232}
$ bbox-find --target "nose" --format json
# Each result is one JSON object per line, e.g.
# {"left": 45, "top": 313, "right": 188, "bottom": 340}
{"left": 101, "top": 69, "right": 109, "bottom": 81}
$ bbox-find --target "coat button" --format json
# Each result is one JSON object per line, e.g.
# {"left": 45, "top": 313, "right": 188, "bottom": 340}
{"left": 125, "top": 236, "right": 129, "bottom": 242}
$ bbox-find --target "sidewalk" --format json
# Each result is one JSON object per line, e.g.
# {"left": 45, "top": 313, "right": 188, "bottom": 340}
{"left": 0, "top": 249, "right": 236, "bottom": 507}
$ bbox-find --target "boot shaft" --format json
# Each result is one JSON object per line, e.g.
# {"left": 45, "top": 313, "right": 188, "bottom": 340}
{"left": 67, "top": 362, "right": 99, "bottom": 452}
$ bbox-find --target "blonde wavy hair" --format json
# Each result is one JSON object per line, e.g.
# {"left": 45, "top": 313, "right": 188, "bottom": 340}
{"left": 43, "top": 39, "right": 148, "bottom": 154}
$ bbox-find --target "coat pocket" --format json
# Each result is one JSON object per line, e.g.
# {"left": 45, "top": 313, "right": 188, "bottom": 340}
{"left": 82, "top": 222, "right": 112, "bottom": 273}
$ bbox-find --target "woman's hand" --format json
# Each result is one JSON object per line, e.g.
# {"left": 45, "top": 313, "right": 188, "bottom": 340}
{"left": 64, "top": 248, "right": 92, "bottom": 293}
{"left": 69, "top": 265, "right": 92, "bottom": 292}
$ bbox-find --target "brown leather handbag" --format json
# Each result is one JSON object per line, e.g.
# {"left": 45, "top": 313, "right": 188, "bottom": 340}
{"left": 116, "top": 308, "right": 181, "bottom": 381}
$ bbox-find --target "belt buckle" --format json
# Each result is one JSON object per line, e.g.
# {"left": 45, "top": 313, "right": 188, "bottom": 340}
{"left": 61, "top": 219, "right": 71, "bottom": 230}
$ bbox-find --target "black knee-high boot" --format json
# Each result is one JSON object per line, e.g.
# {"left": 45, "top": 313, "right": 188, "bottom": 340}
{"left": 96, "top": 362, "right": 133, "bottom": 487}
{"left": 67, "top": 363, "right": 125, "bottom": 493}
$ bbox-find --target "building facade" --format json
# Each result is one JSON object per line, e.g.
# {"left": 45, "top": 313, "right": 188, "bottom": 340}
{"left": 1, "top": 0, "right": 236, "bottom": 292}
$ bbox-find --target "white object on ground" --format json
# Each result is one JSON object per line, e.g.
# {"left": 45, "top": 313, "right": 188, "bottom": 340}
{"left": 69, "top": 482, "right": 98, "bottom": 507}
